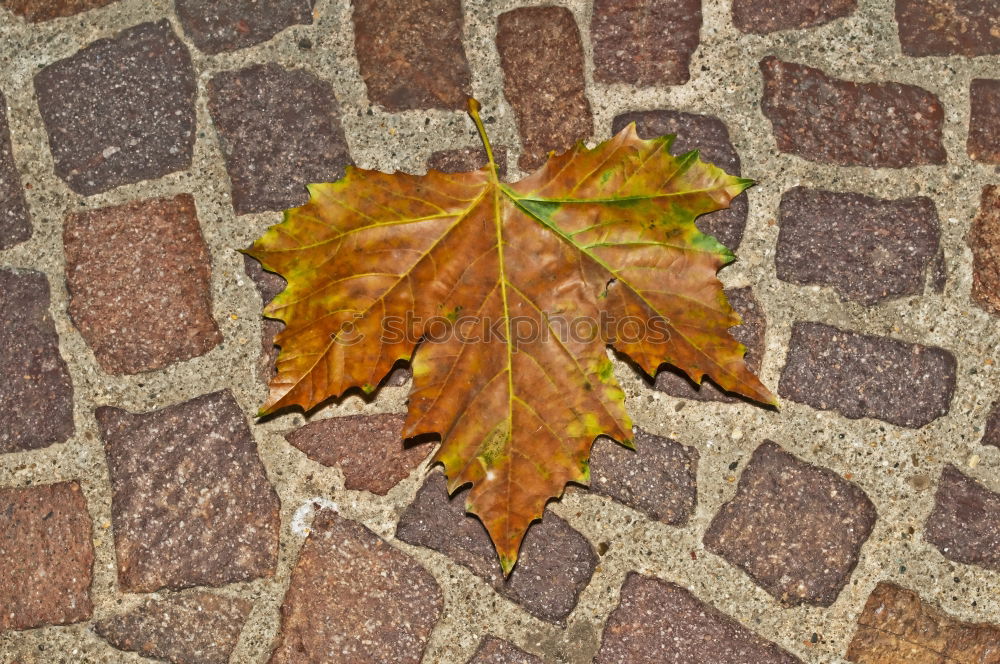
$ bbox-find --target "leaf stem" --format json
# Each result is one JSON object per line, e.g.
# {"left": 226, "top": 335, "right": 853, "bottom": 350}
{"left": 467, "top": 98, "right": 498, "bottom": 181}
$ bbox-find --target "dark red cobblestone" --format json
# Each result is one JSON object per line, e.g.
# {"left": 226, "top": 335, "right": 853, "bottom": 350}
{"left": 968, "top": 185, "right": 1000, "bottom": 317}
{"left": 64, "top": 194, "right": 221, "bottom": 375}
{"left": 0, "top": 481, "right": 93, "bottom": 631}
{"left": 0, "top": 0, "right": 117, "bottom": 22}
{"left": 591, "top": 0, "right": 701, "bottom": 86}
{"left": 96, "top": 390, "right": 280, "bottom": 592}
{"left": 924, "top": 464, "right": 1000, "bottom": 572}
{"left": 396, "top": 472, "right": 597, "bottom": 623}
{"left": 34, "top": 20, "right": 196, "bottom": 195}
{"left": 466, "top": 637, "right": 542, "bottom": 664}
{"left": 983, "top": 401, "right": 1000, "bottom": 449}
{"left": 496, "top": 7, "right": 593, "bottom": 171}
{"left": 733, "top": 0, "right": 856, "bottom": 33}
{"left": 428, "top": 146, "right": 509, "bottom": 179}
{"left": 704, "top": 441, "right": 877, "bottom": 607}
{"left": 612, "top": 110, "right": 747, "bottom": 250}
{"left": 586, "top": 429, "right": 698, "bottom": 523}
{"left": 895, "top": 0, "right": 1000, "bottom": 57}
{"left": 284, "top": 413, "right": 432, "bottom": 495}
{"left": 352, "top": 0, "right": 471, "bottom": 111}
{"left": 243, "top": 254, "right": 285, "bottom": 385}
{"left": 269, "top": 510, "right": 442, "bottom": 664}
{"left": 0, "top": 91, "right": 30, "bottom": 250}
{"left": 94, "top": 591, "right": 253, "bottom": 664}
{"left": 595, "top": 574, "right": 802, "bottom": 663}
{"left": 969, "top": 79, "right": 1000, "bottom": 163}
{"left": 847, "top": 582, "right": 1000, "bottom": 663}
{"left": 175, "top": 0, "right": 315, "bottom": 54}
{"left": 0, "top": 269, "right": 74, "bottom": 453}
{"left": 208, "top": 63, "right": 351, "bottom": 214}
{"left": 760, "top": 56, "right": 946, "bottom": 167}
{"left": 776, "top": 188, "right": 941, "bottom": 305}
{"left": 779, "top": 322, "right": 957, "bottom": 428}
{"left": 656, "top": 287, "right": 765, "bottom": 401}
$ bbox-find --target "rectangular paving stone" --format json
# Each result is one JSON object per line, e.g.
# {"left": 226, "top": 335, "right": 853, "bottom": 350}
{"left": 760, "top": 56, "right": 946, "bottom": 167}
{"left": 924, "top": 464, "right": 1000, "bottom": 572}
{"left": 64, "top": 194, "right": 221, "bottom": 375}
{"left": 968, "top": 185, "right": 1000, "bottom": 317}
{"left": 969, "top": 79, "right": 1000, "bottom": 163}
{"left": 1, "top": 0, "right": 118, "bottom": 21}
{"left": 94, "top": 591, "right": 253, "bottom": 664}
{"left": 466, "top": 637, "right": 542, "bottom": 664}
{"left": 594, "top": 574, "right": 802, "bottom": 663}
{"left": 779, "top": 322, "right": 957, "bottom": 428}
{"left": 95, "top": 390, "right": 280, "bottom": 592}
{"left": 0, "top": 268, "right": 74, "bottom": 453}
{"left": 655, "top": 287, "right": 765, "bottom": 401}
{"left": 284, "top": 413, "right": 432, "bottom": 495}
{"left": 776, "top": 188, "right": 941, "bottom": 305}
{"left": 847, "top": 582, "right": 1000, "bottom": 663}
{"left": 352, "top": 0, "right": 471, "bottom": 111}
{"left": 612, "top": 110, "right": 747, "bottom": 249}
{"left": 586, "top": 428, "right": 698, "bottom": 523}
{"left": 704, "top": 441, "right": 877, "bottom": 607}
{"left": 591, "top": 0, "right": 701, "bottom": 86}
{"left": 0, "top": 90, "right": 30, "bottom": 250}
{"left": 0, "top": 481, "right": 94, "bottom": 631}
{"left": 208, "top": 63, "right": 351, "bottom": 214}
{"left": 733, "top": 0, "right": 855, "bottom": 33}
{"left": 34, "top": 20, "right": 195, "bottom": 195}
{"left": 496, "top": 6, "right": 593, "bottom": 171}
{"left": 175, "top": 0, "right": 315, "bottom": 54}
{"left": 396, "top": 472, "right": 597, "bottom": 623}
{"left": 895, "top": 0, "right": 1000, "bottom": 56}
{"left": 269, "top": 510, "right": 442, "bottom": 664}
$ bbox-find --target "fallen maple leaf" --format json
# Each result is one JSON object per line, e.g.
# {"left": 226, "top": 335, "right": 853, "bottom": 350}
{"left": 246, "top": 99, "right": 775, "bottom": 573}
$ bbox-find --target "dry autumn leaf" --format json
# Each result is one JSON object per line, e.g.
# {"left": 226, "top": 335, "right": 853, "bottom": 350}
{"left": 246, "top": 99, "right": 775, "bottom": 573}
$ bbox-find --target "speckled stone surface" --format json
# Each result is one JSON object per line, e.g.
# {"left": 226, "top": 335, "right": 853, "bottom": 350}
{"left": 969, "top": 79, "right": 1000, "bottom": 164}
{"left": 0, "top": 0, "right": 118, "bottom": 22}
{"left": 175, "top": 0, "right": 315, "bottom": 54}
{"left": 895, "top": 0, "right": 1000, "bottom": 57}
{"left": 0, "top": 90, "right": 29, "bottom": 250}
{"left": 427, "top": 146, "right": 509, "bottom": 179}
{"left": 465, "top": 636, "right": 542, "bottom": 664}
{"left": 0, "top": 482, "right": 93, "bottom": 631}
{"left": 776, "top": 188, "right": 941, "bottom": 305}
{"left": 594, "top": 574, "right": 802, "bottom": 663}
{"left": 0, "top": 268, "right": 74, "bottom": 453}
{"left": 33, "top": 20, "right": 196, "bottom": 195}
{"left": 968, "top": 185, "right": 1000, "bottom": 317}
{"left": 243, "top": 254, "right": 285, "bottom": 385}
{"left": 96, "top": 390, "right": 280, "bottom": 592}
{"left": 94, "top": 591, "right": 253, "bottom": 664}
{"left": 64, "top": 194, "right": 221, "bottom": 374}
{"left": 268, "top": 509, "right": 442, "bottom": 664}
{"left": 924, "top": 464, "right": 1000, "bottom": 572}
{"left": 983, "top": 402, "right": 1000, "bottom": 449}
{"left": 732, "top": 0, "right": 856, "bottom": 33}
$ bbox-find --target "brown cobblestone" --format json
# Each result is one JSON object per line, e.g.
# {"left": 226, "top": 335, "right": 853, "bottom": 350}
{"left": 242, "top": 254, "right": 285, "bottom": 386}
{"left": 428, "top": 146, "right": 508, "bottom": 179}
{"left": 968, "top": 186, "right": 1000, "bottom": 318}
{"left": 268, "top": 510, "right": 442, "bottom": 664}
{"left": 1, "top": 0, "right": 118, "bottom": 22}
{"left": 466, "top": 637, "right": 542, "bottom": 664}
{"left": 0, "top": 90, "right": 29, "bottom": 250}
{"left": 924, "top": 464, "right": 1000, "bottom": 572}
{"left": 175, "top": 0, "right": 315, "bottom": 54}
{"left": 704, "top": 441, "right": 877, "bottom": 607}
{"left": 969, "top": 79, "right": 1000, "bottom": 163}
{"left": 896, "top": 0, "right": 1000, "bottom": 57}
{"left": 496, "top": 7, "right": 593, "bottom": 171}
{"left": 983, "top": 401, "right": 1000, "bottom": 449}
{"left": 733, "top": 0, "right": 856, "bottom": 33}
{"left": 64, "top": 194, "right": 221, "bottom": 374}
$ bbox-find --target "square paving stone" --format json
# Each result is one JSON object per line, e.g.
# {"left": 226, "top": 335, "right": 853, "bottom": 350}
{"left": 612, "top": 110, "right": 747, "bottom": 250}
{"left": 396, "top": 472, "right": 597, "bottom": 623}
{"left": 1, "top": 0, "right": 118, "bottom": 22}
{"left": 352, "top": 0, "right": 472, "bottom": 111}
{"left": 175, "top": 0, "right": 315, "bottom": 54}
{"left": 284, "top": 413, "right": 433, "bottom": 495}
{"left": 34, "top": 20, "right": 196, "bottom": 195}
{"left": 779, "top": 322, "right": 957, "bottom": 428}
{"left": 776, "top": 188, "right": 941, "bottom": 305}
{"left": 0, "top": 481, "right": 94, "bottom": 632}
{"left": 268, "top": 510, "right": 442, "bottom": 664}
{"left": 208, "top": 63, "right": 351, "bottom": 215}
{"left": 585, "top": 428, "right": 698, "bottom": 523}
{"left": 95, "top": 390, "right": 280, "bottom": 592}
{"left": 896, "top": 0, "right": 1000, "bottom": 56}
{"left": 591, "top": 0, "right": 701, "bottom": 86}
{"left": 968, "top": 185, "right": 1000, "bottom": 317}
{"left": 466, "top": 637, "right": 542, "bottom": 664}
{"left": 94, "top": 591, "right": 253, "bottom": 664}
{"left": 496, "top": 6, "right": 593, "bottom": 171}
{"left": 0, "top": 268, "right": 75, "bottom": 453}
{"left": 64, "top": 194, "right": 221, "bottom": 375}
{"left": 0, "top": 90, "right": 30, "bottom": 250}
{"left": 847, "top": 582, "right": 1000, "bottom": 663}
{"left": 760, "top": 57, "right": 946, "bottom": 168}
{"left": 924, "top": 464, "right": 1000, "bottom": 572}
{"left": 969, "top": 79, "right": 1000, "bottom": 164}
{"left": 733, "top": 0, "right": 855, "bottom": 33}
{"left": 594, "top": 573, "right": 802, "bottom": 663}
{"left": 703, "top": 440, "right": 877, "bottom": 607}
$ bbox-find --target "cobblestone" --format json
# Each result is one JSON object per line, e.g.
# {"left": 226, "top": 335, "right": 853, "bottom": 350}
{"left": 969, "top": 79, "right": 1000, "bottom": 164}
{"left": 0, "top": 92, "right": 29, "bottom": 250}
{"left": 895, "top": 0, "right": 1000, "bottom": 57}
{"left": 924, "top": 464, "right": 1000, "bottom": 572}
{"left": 968, "top": 185, "right": 1000, "bottom": 317}
{"left": 175, "top": 0, "right": 315, "bottom": 54}
{"left": 733, "top": 0, "right": 856, "bottom": 34}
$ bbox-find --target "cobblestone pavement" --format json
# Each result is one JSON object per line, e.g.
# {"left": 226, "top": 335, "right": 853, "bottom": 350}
{"left": 1, "top": 0, "right": 999, "bottom": 662}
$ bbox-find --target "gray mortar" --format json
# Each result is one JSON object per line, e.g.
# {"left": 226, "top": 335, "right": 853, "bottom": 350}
{"left": 1, "top": 0, "right": 999, "bottom": 662}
